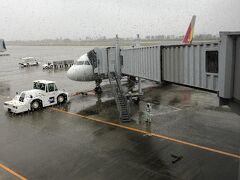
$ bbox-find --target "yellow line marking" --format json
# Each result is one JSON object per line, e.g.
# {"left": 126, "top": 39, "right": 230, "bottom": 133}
{"left": 51, "top": 107, "right": 240, "bottom": 160}
{"left": 0, "top": 164, "right": 27, "bottom": 180}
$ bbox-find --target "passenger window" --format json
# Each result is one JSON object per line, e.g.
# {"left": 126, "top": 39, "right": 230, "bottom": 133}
{"left": 54, "top": 84, "right": 58, "bottom": 91}
{"left": 206, "top": 51, "right": 218, "bottom": 73}
{"left": 84, "top": 61, "right": 90, "bottom": 65}
{"left": 48, "top": 83, "right": 55, "bottom": 92}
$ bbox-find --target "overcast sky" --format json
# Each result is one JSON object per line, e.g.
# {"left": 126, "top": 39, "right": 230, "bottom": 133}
{"left": 0, "top": 0, "right": 240, "bottom": 40}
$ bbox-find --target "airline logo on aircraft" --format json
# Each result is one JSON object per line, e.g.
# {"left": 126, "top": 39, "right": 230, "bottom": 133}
{"left": 183, "top": 15, "right": 196, "bottom": 44}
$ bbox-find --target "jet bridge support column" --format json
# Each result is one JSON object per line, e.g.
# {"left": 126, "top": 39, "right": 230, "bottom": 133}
{"left": 115, "top": 34, "right": 121, "bottom": 77}
{"left": 135, "top": 34, "right": 143, "bottom": 95}
{"left": 138, "top": 77, "right": 142, "bottom": 94}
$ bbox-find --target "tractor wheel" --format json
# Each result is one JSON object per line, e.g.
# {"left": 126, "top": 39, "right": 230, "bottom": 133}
{"left": 31, "top": 100, "right": 41, "bottom": 111}
{"left": 57, "top": 95, "right": 66, "bottom": 104}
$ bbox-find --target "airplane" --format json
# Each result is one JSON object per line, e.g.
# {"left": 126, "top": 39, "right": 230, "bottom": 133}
{"left": 67, "top": 16, "right": 197, "bottom": 90}
{"left": 0, "top": 39, "right": 7, "bottom": 52}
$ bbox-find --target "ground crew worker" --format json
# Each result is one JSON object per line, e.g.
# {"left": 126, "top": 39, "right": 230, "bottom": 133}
{"left": 145, "top": 103, "right": 152, "bottom": 123}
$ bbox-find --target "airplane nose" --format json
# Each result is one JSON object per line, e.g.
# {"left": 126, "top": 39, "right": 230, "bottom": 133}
{"left": 67, "top": 64, "right": 94, "bottom": 81}
{"left": 67, "top": 65, "right": 82, "bottom": 81}
{"left": 67, "top": 67, "right": 74, "bottom": 80}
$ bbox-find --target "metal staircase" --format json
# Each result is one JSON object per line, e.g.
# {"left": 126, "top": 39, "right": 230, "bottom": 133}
{"left": 108, "top": 72, "right": 130, "bottom": 122}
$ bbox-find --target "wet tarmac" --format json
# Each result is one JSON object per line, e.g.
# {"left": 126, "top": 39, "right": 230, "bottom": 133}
{"left": 0, "top": 46, "right": 240, "bottom": 180}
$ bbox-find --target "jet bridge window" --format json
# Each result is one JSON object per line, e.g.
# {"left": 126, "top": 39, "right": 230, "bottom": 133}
{"left": 206, "top": 51, "right": 218, "bottom": 73}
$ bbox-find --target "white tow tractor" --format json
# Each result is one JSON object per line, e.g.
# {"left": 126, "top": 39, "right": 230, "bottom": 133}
{"left": 3, "top": 80, "right": 69, "bottom": 114}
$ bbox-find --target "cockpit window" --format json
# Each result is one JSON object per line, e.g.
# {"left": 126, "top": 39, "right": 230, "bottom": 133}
{"left": 75, "top": 61, "right": 84, "bottom": 65}
{"left": 84, "top": 61, "right": 90, "bottom": 65}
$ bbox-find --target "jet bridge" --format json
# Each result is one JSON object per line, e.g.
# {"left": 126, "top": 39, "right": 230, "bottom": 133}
{"left": 93, "top": 47, "right": 116, "bottom": 77}
{"left": 121, "top": 46, "right": 161, "bottom": 82}
{"left": 118, "top": 32, "right": 240, "bottom": 102}
{"left": 94, "top": 41, "right": 221, "bottom": 93}
{"left": 92, "top": 31, "right": 240, "bottom": 120}
{"left": 162, "top": 43, "right": 219, "bottom": 91}
{"left": 120, "top": 42, "right": 220, "bottom": 92}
